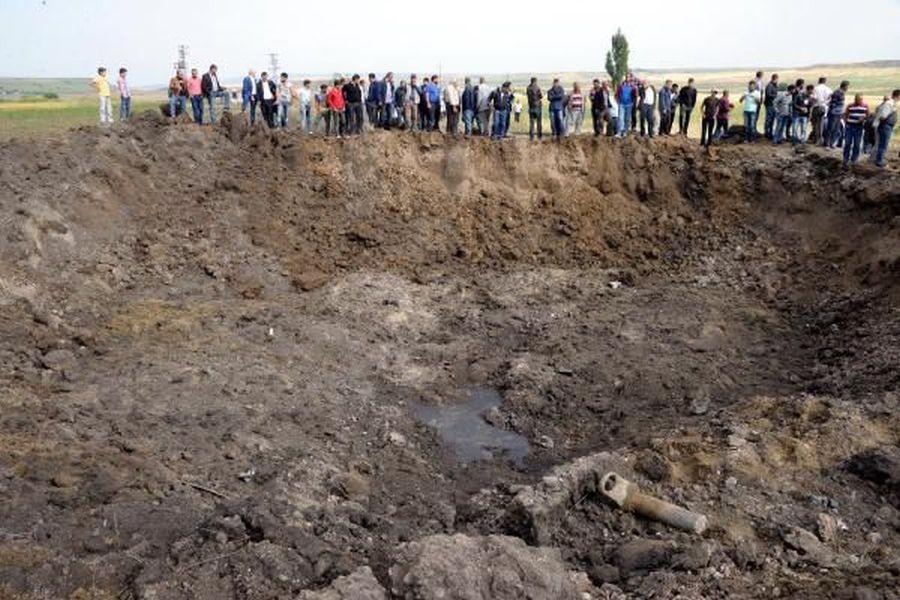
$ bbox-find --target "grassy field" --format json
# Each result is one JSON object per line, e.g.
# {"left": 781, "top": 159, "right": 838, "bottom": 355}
{"left": 0, "top": 62, "right": 897, "bottom": 143}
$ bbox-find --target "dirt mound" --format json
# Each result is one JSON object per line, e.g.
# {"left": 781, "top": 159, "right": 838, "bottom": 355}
{"left": 1, "top": 116, "right": 899, "bottom": 599}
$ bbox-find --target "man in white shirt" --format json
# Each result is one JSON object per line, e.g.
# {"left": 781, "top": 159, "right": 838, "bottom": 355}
{"left": 811, "top": 77, "right": 832, "bottom": 144}
{"left": 640, "top": 80, "right": 656, "bottom": 138}
{"left": 299, "top": 79, "right": 313, "bottom": 134}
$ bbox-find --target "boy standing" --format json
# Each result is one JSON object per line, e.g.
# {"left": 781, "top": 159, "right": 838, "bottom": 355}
{"left": 91, "top": 67, "right": 113, "bottom": 125}
{"left": 700, "top": 90, "right": 719, "bottom": 147}
{"left": 117, "top": 68, "right": 131, "bottom": 121}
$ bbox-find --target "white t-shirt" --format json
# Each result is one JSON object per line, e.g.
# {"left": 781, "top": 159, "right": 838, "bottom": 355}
{"left": 261, "top": 81, "right": 273, "bottom": 101}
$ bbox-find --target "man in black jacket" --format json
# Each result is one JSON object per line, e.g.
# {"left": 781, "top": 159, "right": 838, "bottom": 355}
{"left": 763, "top": 73, "right": 779, "bottom": 139}
{"left": 678, "top": 78, "right": 697, "bottom": 135}
{"left": 201, "top": 64, "right": 231, "bottom": 124}
{"left": 526, "top": 77, "right": 543, "bottom": 140}
{"left": 256, "top": 72, "right": 277, "bottom": 128}
{"left": 343, "top": 75, "right": 364, "bottom": 135}
{"left": 589, "top": 79, "right": 607, "bottom": 137}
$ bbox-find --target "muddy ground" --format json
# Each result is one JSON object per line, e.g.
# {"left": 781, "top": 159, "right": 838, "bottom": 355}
{"left": 1, "top": 113, "right": 899, "bottom": 599}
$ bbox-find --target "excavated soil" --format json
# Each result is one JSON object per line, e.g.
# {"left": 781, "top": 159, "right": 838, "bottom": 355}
{"left": 1, "top": 112, "right": 899, "bottom": 599}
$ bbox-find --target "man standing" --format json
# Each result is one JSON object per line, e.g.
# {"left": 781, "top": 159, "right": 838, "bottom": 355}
{"left": 256, "top": 72, "right": 277, "bottom": 128}
{"left": 490, "top": 82, "right": 512, "bottom": 140}
{"left": 590, "top": 79, "right": 606, "bottom": 137}
{"left": 657, "top": 80, "right": 673, "bottom": 136}
{"left": 299, "top": 79, "right": 313, "bottom": 134}
{"left": 548, "top": 78, "right": 565, "bottom": 140}
{"left": 277, "top": 73, "right": 292, "bottom": 128}
{"left": 740, "top": 81, "right": 762, "bottom": 143}
{"left": 425, "top": 75, "right": 441, "bottom": 131}
{"left": 475, "top": 77, "right": 492, "bottom": 136}
{"left": 639, "top": 80, "right": 656, "bottom": 138}
{"left": 381, "top": 72, "right": 395, "bottom": 130}
{"left": 461, "top": 77, "right": 477, "bottom": 136}
{"left": 763, "top": 73, "right": 779, "bottom": 139}
{"left": 394, "top": 81, "right": 408, "bottom": 128}
{"left": 568, "top": 83, "right": 585, "bottom": 135}
{"left": 365, "top": 73, "right": 378, "bottom": 126}
{"left": 408, "top": 75, "right": 421, "bottom": 132}
{"left": 810, "top": 77, "right": 832, "bottom": 144}
{"left": 753, "top": 71, "right": 765, "bottom": 135}
{"left": 443, "top": 79, "right": 461, "bottom": 134}
{"left": 117, "top": 68, "right": 131, "bottom": 121}
{"left": 773, "top": 84, "right": 794, "bottom": 144}
{"left": 700, "top": 89, "right": 719, "bottom": 147}
{"left": 669, "top": 83, "right": 680, "bottom": 135}
{"left": 242, "top": 70, "right": 257, "bottom": 125}
{"left": 871, "top": 90, "right": 898, "bottom": 168}
{"left": 843, "top": 94, "right": 869, "bottom": 166}
{"left": 201, "top": 64, "right": 230, "bottom": 124}
{"left": 187, "top": 68, "right": 204, "bottom": 124}
{"left": 91, "top": 67, "right": 113, "bottom": 125}
{"left": 825, "top": 80, "right": 849, "bottom": 148}
{"left": 615, "top": 75, "right": 636, "bottom": 138}
{"left": 343, "top": 75, "right": 364, "bottom": 135}
{"left": 167, "top": 70, "right": 187, "bottom": 120}
{"left": 678, "top": 78, "right": 697, "bottom": 135}
{"left": 526, "top": 77, "right": 543, "bottom": 140}
{"left": 792, "top": 85, "right": 813, "bottom": 144}
{"left": 326, "top": 79, "right": 346, "bottom": 137}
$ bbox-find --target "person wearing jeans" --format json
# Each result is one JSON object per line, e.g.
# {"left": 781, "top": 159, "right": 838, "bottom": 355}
{"left": 187, "top": 68, "right": 204, "bottom": 124}
{"left": 843, "top": 94, "right": 870, "bottom": 166}
{"left": 117, "top": 68, "right": 131, "bottom": 121}
{"left": 872, "top": 90, "right": 899, "bottom": 167}
{"left": 490, "top": 82, "right": 512, "bottom": 140}
{"left": 825, "top": 81, "right": 849, "bottom": 148}
{"left": 277, "top": 72, "right": 292, "bottom": 128}
{"left": 699, "top": 89, "right": 719, "bottom": 147}
{"left": 616, "top": 75, "right": 637, "bottom": 137}
{"left": 167, "top": 70, "right": 187, "bottom": 119}
{"left": 461, "top": 77, "right": 477, "bottom": 136}
{"left": 299, "top": 80, "right": 313, "bottom": 133}
{"left": 547, "top": 78, "right": 566, "bottom": 140}
{"left": 740, "top": 81, "right": 761, "bottom": 142}
{"left": 763, "top": 74, "right": 779, "bottom": 139}
{"left": 201, "top": 64, "right": 231, "bottom": 124}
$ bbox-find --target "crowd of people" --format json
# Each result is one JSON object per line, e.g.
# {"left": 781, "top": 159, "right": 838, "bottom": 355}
{"left": 89, "top": 65, "right": 899, "bottom": 168}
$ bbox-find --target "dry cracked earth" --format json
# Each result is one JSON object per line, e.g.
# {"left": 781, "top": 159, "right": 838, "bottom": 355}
{"left": 0, "top": 112, "right": 899, "bottom": 599}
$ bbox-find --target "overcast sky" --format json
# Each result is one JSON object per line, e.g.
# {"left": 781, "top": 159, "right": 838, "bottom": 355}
{"left": 2, "top": 0, "right": 899, "bottom": 85}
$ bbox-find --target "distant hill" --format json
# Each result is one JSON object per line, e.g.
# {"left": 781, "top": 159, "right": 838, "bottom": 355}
{"left": 0, "top": 78, "right": 92, "bottom": 98}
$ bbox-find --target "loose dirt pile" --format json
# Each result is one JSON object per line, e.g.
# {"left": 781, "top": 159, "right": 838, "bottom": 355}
{"left": 1, "top": 112, "right": 899, "bottom": 599}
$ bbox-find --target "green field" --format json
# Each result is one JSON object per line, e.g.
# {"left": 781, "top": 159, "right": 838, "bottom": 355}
{"left": 1, "top": 62, "right": 897, "bottom": 143}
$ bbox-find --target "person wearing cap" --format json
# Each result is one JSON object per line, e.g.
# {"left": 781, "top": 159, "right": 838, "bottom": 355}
{"left": 699, "top": 89, "right": 719, "bottom": 147}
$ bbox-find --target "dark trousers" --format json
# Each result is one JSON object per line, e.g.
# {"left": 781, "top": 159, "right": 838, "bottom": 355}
{"left": 843, "top": 122, "right": 863, "bottom": 164}
{"left": 824, "top": 113, "right": 842, "bottom": 148}
{"left": 446, "top": 106, "right": 460, "bottom": 134}
{"left": 700, "top": 117, "right": 715, "bottom": 146}
{"left": 260, "top": 99, "right": 276, "bottom": 128}
{"left": 659, "top": 110, "right": 672, "bottom": 135}
{"left": 529, "top": 107, "right": 543, "bottom": 139}
{"left": 492, "top": 109, "right": 508, "bottom": 139}
{"left": 640, "top": 104, "right": 655, "bottom": 137}
{"left": 810, "top": 106, "right": 826, "bottom": 144}
{"left": 679, "top": 107, "right": 693, "bottom": 134}
{"left": 346, "top": 102, "right": 363, "bottom": 135}
{"left": 591, "top": 107, "right": 602, "bottom": 136}
{"left": 326, "top": 109, "right": 344, "bottom": 136}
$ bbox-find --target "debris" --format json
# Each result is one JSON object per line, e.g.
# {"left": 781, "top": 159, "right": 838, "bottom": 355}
{"left": 189, "top": 482, "right": 229, "bottom": 499}
{"left": 609, "top": 281, "right": 623, "bottom": 290}
{"left": 237, "top": 468, "right": 256, "bottom": 482}
{"left": 599, "top": 472, "right": 709, "bottom": 534}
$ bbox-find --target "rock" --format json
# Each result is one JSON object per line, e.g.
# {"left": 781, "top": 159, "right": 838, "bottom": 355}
{"left": 299, "top": 566, "right": 387, "bottom": 600}
{"left": 671, "top": 541, "right": 713, "bottom": 571}
{"left": 596, "top": 583, "right": 627, "bottom": 600}
{"left": 635, "top": 451, "right": 673, "bottom": 483}
{"left": 537, "top": 435, "right": 555, "bottom": 449}
{"left": 386, "top": 431, "right": 407, "bottom": 447}
{"left": 686, "top": 386, "right": 711, "bottom": 415}
{"left": 389, "top": 534, "right": 593, "bottom": 600}
{"left": 636, "top": 571, "right": 678, "bottom": 599}
{"left": 510, "top": 452, "right": 628, "bottom": 545}
{"left": 331, "top": 471, "right": 370, "bottom": 502}
{"left": 293, "top": 269, "right": 330, "bottom": 291}
{"left": 852, "top": 587, "right": 883, "bottom": 600}
{"left": 782, "top": 526, "right": 834, "bottom": 565}
{"left": 816, "top": 513, "right": 839, "bottom": 543}
{"left": 588, "top": 564, "right": 620, "bottom": 585}
{"left": 614, "top": 539, "right": 675, "bottom": 575}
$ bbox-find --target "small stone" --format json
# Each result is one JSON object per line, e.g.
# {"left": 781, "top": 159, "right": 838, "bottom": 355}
{"left": 536, "top": 435, "right": 555, "bottom": 449}
{"left": 588, "top": 563, "right": 620, "bottom": 585}
{"left": 725, "top": 476, "right": 738, "bottom": 488}
{"left": 816, "top": 513, "right": 839, "bottom": 543}
{"left": 614, "top": 539, "right": 674, "bottom": 575}
{"left": 672, "top": 542, "right": 713, "bottom": 571}
{"left": 866, "top": 532, "right": 883, "bottom": 544}
{"left": 386, "top": 431, "right": 407, "bottom": 447}
{"left": 782, "top": 526, "right": 834, "bottom": 565}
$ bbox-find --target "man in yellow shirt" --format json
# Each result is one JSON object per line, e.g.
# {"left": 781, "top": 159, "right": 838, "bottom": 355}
{"left": 90, "top": 67, "right": 113, "bottom": 125}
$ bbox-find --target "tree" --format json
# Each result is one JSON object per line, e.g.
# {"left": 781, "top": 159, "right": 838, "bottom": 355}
{"left": 605, "top": 28, "right": 629, "bottom": 86}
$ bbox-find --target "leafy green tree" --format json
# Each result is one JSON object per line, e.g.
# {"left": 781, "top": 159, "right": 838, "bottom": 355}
{"left": 605, "top": 28, "right": 629, "bottom": 86}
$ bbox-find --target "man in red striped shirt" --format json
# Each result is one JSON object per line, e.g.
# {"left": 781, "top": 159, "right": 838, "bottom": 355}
{"left": 843, "top": 94, "right": 869, "bottom": 167}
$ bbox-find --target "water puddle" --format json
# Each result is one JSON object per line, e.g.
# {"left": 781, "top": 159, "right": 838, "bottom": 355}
{"left": 413, "top": 387, "right": 530, "bottom": 466}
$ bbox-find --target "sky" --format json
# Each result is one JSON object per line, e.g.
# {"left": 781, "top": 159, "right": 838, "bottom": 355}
{"left": 1, "top": 0, "right": 899, "bottom": 86}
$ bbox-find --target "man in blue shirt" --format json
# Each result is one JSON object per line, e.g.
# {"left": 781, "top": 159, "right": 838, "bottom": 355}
{"left": 547, "top": 78, "right": 565, "bottom": 141}
{"left": 241, "top": 70, "right": 257, "bottom": 125}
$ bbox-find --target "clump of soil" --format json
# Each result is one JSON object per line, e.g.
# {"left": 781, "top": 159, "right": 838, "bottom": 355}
{"left": 0, "top": 112, "right": 899, "bottom": 599}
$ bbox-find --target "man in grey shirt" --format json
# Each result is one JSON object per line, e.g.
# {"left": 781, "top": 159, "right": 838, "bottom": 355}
{"left": 475, "top": 77, "right": 492, "bottom": 136}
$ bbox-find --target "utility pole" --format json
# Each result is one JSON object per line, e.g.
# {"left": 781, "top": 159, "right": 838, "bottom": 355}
{"left": 267, "top": 53, "right": 280, "bottom": 76}
{"left": 173, "top": 44, "right": 188, "bottom": 72}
